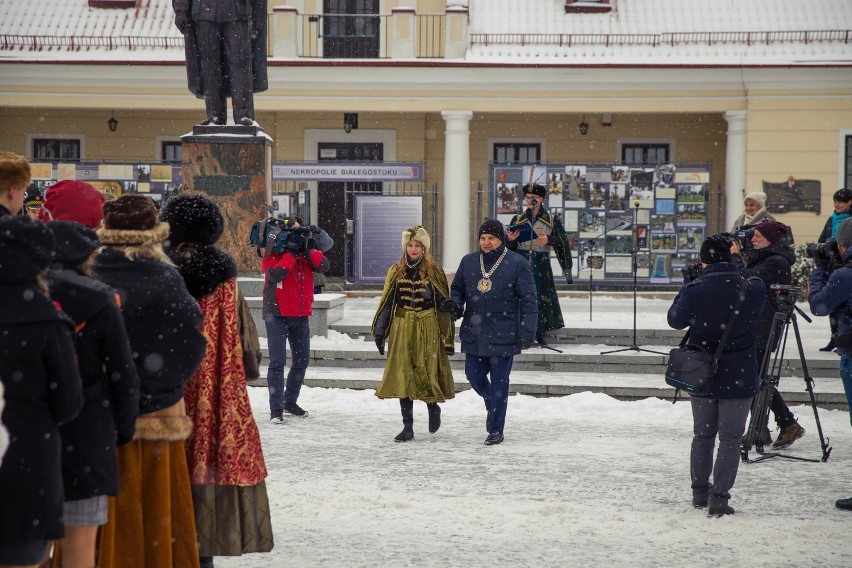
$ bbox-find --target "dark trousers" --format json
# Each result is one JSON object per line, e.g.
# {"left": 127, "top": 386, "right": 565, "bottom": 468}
{"left": 756, "top": 348, "right": 796, "bottom": 428}
{"left": 690, "top": 396, "right": 752, "bottom": 508}
{"left": 195, "top": 19, "right": 254, "bottom": 122}
{"left": 464, "top": 354, "right": 513, "bottom": 434}
{"left": 264, "top": 315, "right": 311, "bottom": 410}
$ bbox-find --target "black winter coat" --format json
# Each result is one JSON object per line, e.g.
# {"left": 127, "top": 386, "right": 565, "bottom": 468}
{"left": 667, "top": 263, "right": 766, "bottom": 399}
{"left": 741, "top": 242, "right": 796, "bottom": 351}
{"left": 93, "top": 248, "right": 207, "bottom": 414}
{"left": 0, "top": 283, "right": 82, "bottom": 543}
{"left": 451, "top": 245, "right": 538, "bottom": 357}
{"left": 46, "top": 268, "right": 139, "bottom": 501}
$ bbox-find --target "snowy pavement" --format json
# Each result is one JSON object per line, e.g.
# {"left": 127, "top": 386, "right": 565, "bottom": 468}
{"left": 216, "top": 386, "right": 852, "bottom": 568}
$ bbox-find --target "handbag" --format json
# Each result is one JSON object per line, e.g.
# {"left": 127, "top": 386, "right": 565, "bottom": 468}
{"left": 665, "top": 279, "right": 750, "bottom": 394}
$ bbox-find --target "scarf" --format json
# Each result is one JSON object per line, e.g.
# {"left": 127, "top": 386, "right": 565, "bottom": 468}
{"left": 831, "top": 211, "right": 852, "bottom": 238}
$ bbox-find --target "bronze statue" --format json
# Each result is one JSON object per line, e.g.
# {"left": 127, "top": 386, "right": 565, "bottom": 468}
{"left": 173, "top": 0, "right": 268, "bottom": 126}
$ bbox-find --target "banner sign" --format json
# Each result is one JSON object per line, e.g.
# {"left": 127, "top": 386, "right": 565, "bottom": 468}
{"left": 272, "top": 162, "right": 423, "bottom": 182}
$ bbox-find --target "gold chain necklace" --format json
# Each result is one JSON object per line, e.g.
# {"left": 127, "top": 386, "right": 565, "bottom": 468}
{"left": 478, "top": 248, "right": 508, "bottom": 293}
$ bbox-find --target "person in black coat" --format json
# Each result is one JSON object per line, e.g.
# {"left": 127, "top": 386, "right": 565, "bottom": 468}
{"left": 732, "top": 220, "right": 805, "bottom": 449}
{"left": 668, "top": 234, "right": 766, "bottom": 516}
{"left": 816, "top": 188, "right": 852, "bottom": 351}
{"left": 450, "top": 219, "right": 538, "bottom": 445}
{"left": 44, "top": 221, "right": 139, "bottom": 568}
{"left": 0, "top": 216, "right": 83, "bottom": 566}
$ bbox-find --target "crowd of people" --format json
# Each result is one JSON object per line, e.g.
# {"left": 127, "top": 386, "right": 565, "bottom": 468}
{"left": 1, "top": 145, "right": 851, "bottom": 567}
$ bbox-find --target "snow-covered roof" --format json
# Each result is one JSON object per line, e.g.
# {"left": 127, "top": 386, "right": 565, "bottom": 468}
{"left": 0, "top": 0, "right": 850, "bottom": 66}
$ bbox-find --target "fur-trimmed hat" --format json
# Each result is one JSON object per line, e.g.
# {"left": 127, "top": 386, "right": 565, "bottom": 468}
{"left": 700, "top": 234, "right": 732, "bottom": 265}
{"left": 0, "top": 215, "right": 55, "bottom": 283}
{"left": 401, "top": 225, "right": 430, "bottom": 253}
{"left": 743, "top": 191, "right": 766, "bottom": 209}
{"left": 48, "top": 221, "right": 99, "bottom": 267}
{"left": 40, "top": 180, "right": 105, "bottom": 229}
{"left": 98, "top": 194, "right": 169, "bottom": 246}
{"left": 523, "top": 183, "right": 547, "bottom": 199}
{"left": 478, "top": 218, "right": 505, "bottom": 242}
{"left": 754, "top": 220, "right": 788, "bottom": 245}
{"left": 159, "top": 194, "right": 224, "bottom": 247}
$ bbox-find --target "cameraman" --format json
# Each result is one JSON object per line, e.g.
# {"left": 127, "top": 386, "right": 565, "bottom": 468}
{"left": 815, "top": 188, "right": 852, "bottom": 351}
{"left": 262, "top": 218, "right": 330, "bottom": 421}
{"left": 731, "top": 220, "right": 805, "bottom": 449}
{"left": 808, "top": 217, "right": 852, "bottom": 511}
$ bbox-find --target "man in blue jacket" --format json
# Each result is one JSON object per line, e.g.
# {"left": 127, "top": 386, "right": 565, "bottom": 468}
{"left": 451, "top": 219, "right": 538, "bottom": 445}
{"left": 808, "top": 217, "right": 852, "bottom": 511}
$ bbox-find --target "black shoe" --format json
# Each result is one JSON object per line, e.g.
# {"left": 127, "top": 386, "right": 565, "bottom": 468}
{"left": 394, "top": 423, "right": 414, "bottom": 442}
{"left": 200, "top": 116, "right": 225, "bottom": 126}
{"left": 484, "top": 432, "right": 504, "bottom": 445}
{"left": 237, "top": 116, "right": 255, "bottom": 126}
{"left": 836, "top": 497, "right": 852, "bottom": 510}
{"left": 692, "top": 496, "right": 708, "bottom": 509}
{"left": 270, "top": 409, "right": 284, "bottom": 424}
{"left": 200, "top": 556, "right": 215, "bottom": 568}
{"left": 708, "top": 505, "right": 735, "bottom": 517}
{"left": 536, "top": 335, "right": 548, "bottom": 346}
{"left": 284, "top": 402, "right": 309, "bottom": 417}
{"left": 819, "top": 338, "right": 836, "bottom": 352}
{"left": 428, "top": 404, "right": 441, "bottom": 434}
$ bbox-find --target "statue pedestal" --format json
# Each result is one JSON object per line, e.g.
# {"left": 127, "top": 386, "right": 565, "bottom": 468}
{"left": 180, "top": 128, "right": 272, "bottom": 272}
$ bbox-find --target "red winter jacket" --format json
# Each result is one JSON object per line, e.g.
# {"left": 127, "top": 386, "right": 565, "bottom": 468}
{"left": 262, "top": 249, "right": 329, "bottom": 317}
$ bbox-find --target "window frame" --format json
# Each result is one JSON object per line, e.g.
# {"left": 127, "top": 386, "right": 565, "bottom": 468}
{"left": 619, "top": 142, "right": 673, "bottom": 166}
{"left": 491, "top": 142, "right": 544, "bottom": 165}
{"left": 28, "top": 135, "right": 84, "bottom": 162}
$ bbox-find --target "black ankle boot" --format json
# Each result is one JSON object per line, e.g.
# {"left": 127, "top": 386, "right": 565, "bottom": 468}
{"left": 395, "top": 423, "right": 414, "bottom": 442}
{"left": 427, "top": 403, "right": 441, "bottom": 433}
{"left": 200, "top": 556, "right": 215, "bottom": 568}
{"left": 396, "top": 398, "right": 414, "bottom": 442}
{"left": 820, "top": 337, "right": 836, "bottom": 352}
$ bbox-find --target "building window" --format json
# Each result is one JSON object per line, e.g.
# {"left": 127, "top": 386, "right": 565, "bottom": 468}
{"left": 493, "top": 143, "right": 541, "bottom": 164}
{"left": 32, "top": 138, "right": 81, "bottom": 162}
{"left": 845, "top": 135, "right": 852, "bottom": 189}
{"left": 565, "top": 1, "right": 612, "bottom": 14}
{"left": 323, "top": 0, "right": 380, "bottom": 58}
{"left": 622, "top": 144, "right": 670, "bottom": 166}
{"left": 162, "top": 141, "right": 183, "bottom": 163}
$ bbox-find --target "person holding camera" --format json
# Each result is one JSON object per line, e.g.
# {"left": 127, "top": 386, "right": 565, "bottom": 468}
{"left": 262, "top": 218, "right": 330, "bottom": 421}
{"left": 730, "top": 220, "right": 805, "bottom": 449}
{"left": 451, "top": 219, "right": 538, "bottom": 445}
{"left": 730, "top": 191, "right": 776, "bottom": 231}
{"left": 506, "top": 183, "right": 572, "bottom": 347}
{"left": 370, "top": 226, "right": 456, "bottom": 442}
{"left": 668, "top": 234, "right": 766, "bottom": 516}
{"left": 808, "top": 217, "right": 852, "bottom": 511}
{"left": 815, "top": 188, "right": 852, "bottom": 351}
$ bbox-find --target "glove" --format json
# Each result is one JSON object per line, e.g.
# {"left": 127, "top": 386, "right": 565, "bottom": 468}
{"left": 519, "top": 339, "right": 533, "bottom": 351}
{"left": 445, "top": 346, "right": 455, "bottom": 356}
{"left": 442, "top": 300, "right": 464, "bottom": 320}
{"left": 174, "top": 12, "right": 188, "bottom": 34}
{"left": 375, "top": 335, "right": 385, "bottom": 355}
{"left": 813, "top": 256, "right": 830, "bottom": 271}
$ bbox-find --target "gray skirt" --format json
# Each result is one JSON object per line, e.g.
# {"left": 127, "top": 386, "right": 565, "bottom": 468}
{"left": 64, "top": 494, "right": 109, "bottom": 526}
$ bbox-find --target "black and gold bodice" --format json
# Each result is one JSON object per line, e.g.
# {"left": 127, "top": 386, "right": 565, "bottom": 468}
{"left": 394, "top": 266, "right": 435, "bottom": 312}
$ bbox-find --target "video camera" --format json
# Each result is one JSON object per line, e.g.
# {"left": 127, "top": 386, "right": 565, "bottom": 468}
{"left": 723, "top": 223, "right": 795, "bottom": 263}
{"left": 805, "top": 238, "right": 839, "bottom": 271}
{"left": 681, "top": 262, "right": 703, "bottom": 283}
{"left": 769, "top": 283, "right": 800, "bottom": 310}
{"left": 249, "top": 217, "right": 313, "bottom": 255}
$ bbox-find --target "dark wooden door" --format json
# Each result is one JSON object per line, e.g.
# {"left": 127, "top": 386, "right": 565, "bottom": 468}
{"left": 323, "top": 0, "right": 380, "bottom": 58}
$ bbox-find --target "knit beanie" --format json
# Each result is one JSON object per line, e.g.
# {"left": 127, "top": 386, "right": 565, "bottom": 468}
{"left": 401, "top": 225, "right": 430, "bottom": 253}
{"left": 478, "top": 218, "right": 505, "bottom": 242}
{"left": 99, "top": 194, "right": 169, "bottom": 246}
{"left": 0, "top": 215, "right": 55, "bottom": 283}
{"left": 743, "top": 191, "right": 766, "bottom": 209}
{"left": 699, "top": 234, "right": 732, "bottom": 265}
{"left": 24, "top": 186, "right": 43, "bottom": 212}
{"left": 40, "top": 180, "right": 105, "bottom": 229}
{"left": 522, "top": 183, "right": 547, "bottom": 198}
{"left": 833, "top": 188, "right": 852, "bottom": 203}
{"left": 159, "top": 194, "right": 224, "bottom": 247}
{"left": 753, "top": 220, "right": 788, "bottom": 245}
{"left": 48, "top": 221, "right": 99, "bottom": 267}
{"left": 835, "top": 218, "right": 852, "bottom": 248}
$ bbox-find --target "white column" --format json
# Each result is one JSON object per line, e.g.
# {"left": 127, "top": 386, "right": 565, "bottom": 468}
{"left": 441, "top": 110, "right": 473, "bottom": 272}
{"left": 724, "top": 110, "right": 748, "bottom": 230}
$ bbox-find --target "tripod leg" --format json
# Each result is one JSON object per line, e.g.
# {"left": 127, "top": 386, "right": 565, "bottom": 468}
{"left": 791, "top": 317, "right": 832, "bottom": 462}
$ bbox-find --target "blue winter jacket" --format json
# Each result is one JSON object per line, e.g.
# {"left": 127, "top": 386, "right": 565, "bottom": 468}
{"left": 451, "top": 245, "right": 538, "bottom": 357}
{"left": 667, "top": 262, "right": 767, "bottom": 399}
{"left": 808, "top": 248, "right": 852, "bottom": 358}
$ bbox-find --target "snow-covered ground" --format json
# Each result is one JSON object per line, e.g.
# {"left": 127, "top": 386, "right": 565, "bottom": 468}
{"left": 217, "top": 384, "right": 852, "bottom": 568}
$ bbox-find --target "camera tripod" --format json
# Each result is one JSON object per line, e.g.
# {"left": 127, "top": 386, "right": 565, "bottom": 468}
{"left": 741, "top": 292, "right": 832, "bottom": 464}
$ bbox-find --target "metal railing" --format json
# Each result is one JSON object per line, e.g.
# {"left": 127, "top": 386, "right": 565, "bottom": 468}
{"left": 0, "top": 34, "right": 183, "bottom": 51}
{"left": 299, "top": 13, "right": 446, "bottom": 58}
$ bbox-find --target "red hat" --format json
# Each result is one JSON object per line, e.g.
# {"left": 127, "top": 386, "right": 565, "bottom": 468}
{"left": 754, "top": 220, "right": 788, "bottom": 245}
{"left": 40, "top": 180, "right": 105, "bottom": 229}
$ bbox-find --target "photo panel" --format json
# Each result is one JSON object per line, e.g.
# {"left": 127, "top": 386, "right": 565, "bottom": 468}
{"left": 123, "top": 181, "right": 138, "bottom": 194}
{"left": 588, "top": 183, "right": 607, "bottom": 209}
{"left": 547, "top": 171, "right": 564, "bottom": 209}
{"left": 562, "top": 209, "right": 579, "bottom": 232}
{"left": 636, "top": 225, "right": 649, "bottom": 250}
{"left": 650, "top": 254, "right": 672, "bottom": 283}
{"left": 605, "top": 255, "right": 632, "bottom": 274}
{"left": 636, "top": 253, "right": 650, "bottom": 278}
{"left": 677, "top": 203, "right": 706, "bottom": 224}
{"left": 151, "top": 165, "right": 173, "bottom": 182}
{"left": 607, "top": 183, "right": 627, "bottom": 212}
{"left": 670, "top": 253, "right": 700, "bottom": 282}
{"left": 579, "top": 211, "right": 606, "bottom": 237}
{"left": 611, "top": 166, "right": 630, "bottom": 183}
{"left": 650, "top": 214, "right": 676, "bottom": 234}
{"left": 676, "top": 183, "right": 705, "bottom": 203}
{"left": 606, "top": 235, "right": 633, "bottom": 255}
{"left": 564, "top": 165, "right": 587, "bottom": 201}
{"left": 496, "top": 213, "right": 516, "bottom": 228}
{"left": 496, "top": 182, "right": 520, "bottom": 214}
{"left": 651, "top": 233, "right": 677, "bottom": 252}
{"left": 136, "top": 164, "right": 151, "bottom": 183}
{"left": 677, "top": 226, "right": 704, "bottom": 252}
{"left": 654, "top": 164, "right": 676, "bottom": 188}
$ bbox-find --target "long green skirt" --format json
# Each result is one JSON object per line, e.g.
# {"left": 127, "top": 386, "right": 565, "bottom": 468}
{"left": 376, "top": 309, "right": 455, "bottom": 403}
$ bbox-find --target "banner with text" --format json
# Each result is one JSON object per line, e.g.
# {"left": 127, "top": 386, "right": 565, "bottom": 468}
{"left": 272, "top": 162, "right": 423, "bottom": 182}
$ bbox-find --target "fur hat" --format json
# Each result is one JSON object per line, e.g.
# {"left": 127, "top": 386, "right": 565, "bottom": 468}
{"left": 522, "top": 183, "right": 547, "bottom": 199}
{"left": 159, "top": 194, "right": 224, "bottom": 247}
{"left": 743, "top": 191, "right": 766, "bottom": 209}
{"left": 401, "top": 225, "right": 430, "bottom": 253}
{"left": 99, "top": 194, "right": 169, "bottom": 246}
{"left": 700, "top": 234, "right": 732, "bottom": 265}
{"left": 0, "top": 215, "right": 55, "bottom": 283}
{"left": 833, "top": 188, "right": 852, "bottom": 203}
{"left": 478, "top": 218, "right": 506, "bottom": 242}
{"left": 835, "top": 218, "right": 852, "bottom": 248}
{"left": 753, "top": 220, "right": 788, "bottom": 245}
{"left": 41, "top": 180, "right": 105, "bottom": 229}
{"left": 48, "top": 221, "right": 99, "bottom": 267}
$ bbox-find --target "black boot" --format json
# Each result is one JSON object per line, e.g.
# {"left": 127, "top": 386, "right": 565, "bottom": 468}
{"left": 820, "top": 337, "right": 836, "bottom": 352}
{"left": 395, "top": 398, "right": 414, "bottom": 442}
{"left": 200, "top": 556, "right": 215, "bottom": 568}
{"left": 427, "top": 403, "right": 441, "bottom": 433}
